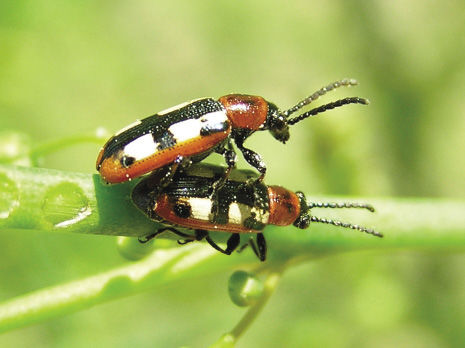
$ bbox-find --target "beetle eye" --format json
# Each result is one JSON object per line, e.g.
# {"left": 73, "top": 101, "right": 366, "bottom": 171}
{"left": 293, "top": 213, "right": 310, "bottom": 229}
{"left": 270, "top": 117, "right": 290, "bottom": 143}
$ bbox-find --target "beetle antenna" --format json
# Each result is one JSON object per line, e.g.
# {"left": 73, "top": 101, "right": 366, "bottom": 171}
{"left": 282, "top": 79, "right": 358, "bottom": 117}
{"left": 308, "top": 201, "right": 375, "bottom": 212}
{"left": 287, "top": 97, "right": 369, "bottom": 126}
{"left": 310, "top": 216, "right": 383, "bottom": 237}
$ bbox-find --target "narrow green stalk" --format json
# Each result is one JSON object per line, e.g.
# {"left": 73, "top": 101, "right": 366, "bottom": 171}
{"left": 230, "top": 271, "right": 282, "bottom": 338}
{"left": 211, "top": 270, "right": 283, "bottom": 347}
{"left": 0, "top": 244, "right": 253, "bottom": 333}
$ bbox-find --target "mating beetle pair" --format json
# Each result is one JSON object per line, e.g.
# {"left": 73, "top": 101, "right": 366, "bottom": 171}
{"left": 97, "top": 79, "right": 381, "bottom": 261}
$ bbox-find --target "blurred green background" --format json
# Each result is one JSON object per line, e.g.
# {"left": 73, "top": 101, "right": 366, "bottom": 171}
{"left": 1, "top": 1, "right": 464, "bottom": 347}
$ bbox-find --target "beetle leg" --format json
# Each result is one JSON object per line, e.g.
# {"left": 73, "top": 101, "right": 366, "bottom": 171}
{"left": 172, "top": 227, "right": 201, "bottom": 245}
{"left": 176, "top": 230, "right": 209, "bottom": 246}
{"left": 225, "top": 234, "right": 241, "bottom": 254}
{"left": 213, "top": 142, "right": 237, "bottom": 192}
{"left": 138, "top": 226, "right": 193, "bottom": 243}
{"left": 235, "top": 142, "right": 266, "bottom": 183}
{"left": 208, "top": 159, "right": 234, "bottom": 223}
{"left": 248, "top": 233, "right": 267, "bottom": 261}
{"left": 217, "top": 140, "right": 237, "bottom": 169}
{"left": 200, "top": 231, "right": 241, "bottom": 256}
{"left": 210, "top": 166, "right": 231, "bottom": 196}
{"left": 236, "top": 243, "right": 249, "bottom": 253}
{"left": 159, "top": 155, "right": 188, "bottom": 187}
{"left": 177, "top": 239, "right": 195, "bottom": 245}
{"left": 138, "top": 233, "right": 159, "bottom": 243}
{"left": 194, "top": 229, "right": 208, "bottom": 240}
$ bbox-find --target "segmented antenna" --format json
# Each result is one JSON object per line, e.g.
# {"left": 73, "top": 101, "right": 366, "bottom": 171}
{"left": 283, "top": 78, "right": 358, "bottom": 117}
{"left": 308, "top": 201, "right": 375, "bottom": 213}
{"left": 287, "top": 97, "right": 369, "bottom": 126}
{"left": 310, "top": 216, "right": 383, "bottom": 238}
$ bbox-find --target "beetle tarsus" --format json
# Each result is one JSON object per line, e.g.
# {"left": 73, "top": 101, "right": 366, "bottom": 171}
{"left": 139, "top": 226, "right": 189, "bottom": 243}
{"left": 249, "top": 233, "right": 267, "bottom": 261}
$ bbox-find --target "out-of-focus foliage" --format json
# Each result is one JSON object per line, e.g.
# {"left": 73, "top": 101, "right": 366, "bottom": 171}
{"left": 0, "top": 1, "right": 464, "bottom": 347}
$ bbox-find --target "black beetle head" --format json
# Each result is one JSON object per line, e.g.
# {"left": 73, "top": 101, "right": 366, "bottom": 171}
{"left": 293, "top": 191, "right": 311, "bottom": 229}
{"left": 265, "top": 103, "right": 290, "bottom": 143}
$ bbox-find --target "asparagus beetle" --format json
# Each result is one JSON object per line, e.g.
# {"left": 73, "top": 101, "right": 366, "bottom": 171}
{"left": 97, "top": 79, "right": 368, "bottom": 184}
{"left": 131, "top": 164, "right": 382, "bottom": 261}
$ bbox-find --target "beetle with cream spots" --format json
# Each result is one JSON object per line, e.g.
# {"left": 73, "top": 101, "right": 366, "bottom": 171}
{"left": 96, "top": 79, "right": 369, "bottom": 185}
{"left": 131, "top": 164, "right": 382, "bottom": 261}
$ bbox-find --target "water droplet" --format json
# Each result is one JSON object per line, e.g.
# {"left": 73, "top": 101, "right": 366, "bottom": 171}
{"left": 42, "top": 182, "right": 91, "bottom": 227}
{"left": 116, "top": 236, "right": 155, "bottom": 261}
{"left": 0, "top": 173, "right": 20, "bottom": 219}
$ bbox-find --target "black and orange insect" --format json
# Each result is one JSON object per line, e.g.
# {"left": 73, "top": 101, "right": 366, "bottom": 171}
{"left": 97, "top": 79, "right": 368, "bottom": 184}
{"left": 131, "top": 164, "right": 382, "bottom": 261}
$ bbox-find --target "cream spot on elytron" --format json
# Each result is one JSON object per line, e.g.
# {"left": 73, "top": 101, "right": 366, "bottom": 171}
{"left": 123, "top": 133, "right": 158, "bottom": 160}
{"left": 228, "top": 203, "right": 270, "bottom": 225}
{"left": 186, "top": 197, "right": 212, "bottom": 221}
{"left": 169, "top": 110, "right": 228, "bottom": 143}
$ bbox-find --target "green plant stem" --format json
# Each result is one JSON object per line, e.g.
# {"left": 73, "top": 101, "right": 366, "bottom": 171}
{"left": 0, "top": 164, "right": 160, "bottom": 237}
{"left": 1, "top": 164, "right": 464, "bottom": 251}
